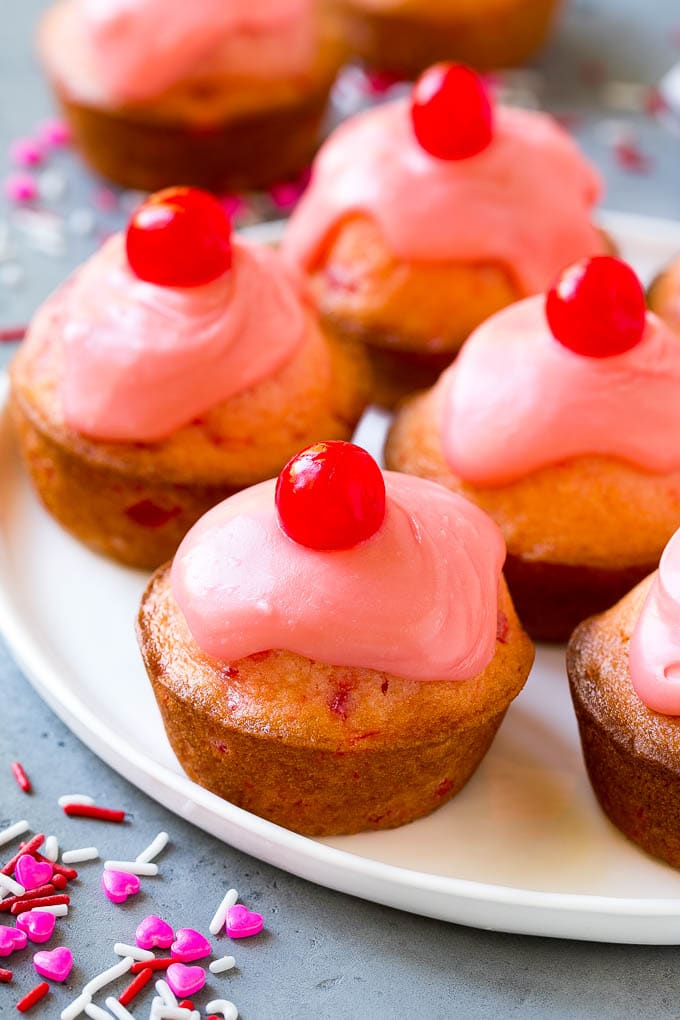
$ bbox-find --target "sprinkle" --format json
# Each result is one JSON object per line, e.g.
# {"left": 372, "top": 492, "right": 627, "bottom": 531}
{"left": 3, "top": 835, "right": 44, "bottom": 874}
{"left": 118, "top": 966, "right": 153, "bottom": 1006}
{"left": 135, "top": 833, "right": 168, "bottom": 864}
{"left": 37, "top": 118, "right": 71, "bottom": 148}
{"left": 61, "top": 992, "right": 92, "bottom": 1020}
{"left": 150, "top": 1003, "right": 197, "bottom": 1020}
{"left": 113, "top": 944, "right": 154, "bottom": 963}
{"left": 43, "top": 837, "right": 59, "bottom": 863}
{"left": 82, "top": 957, "right": 135, "bottom": 997}
{"left": 33, "top": 905, "right": 68, "bottom": 917}
{"left": 84, "top": 1005, "right": 112, "bottom": 1020}
{"left": 208, "top": 889, "right": 238, "bottom": 935}
{"left": 0, "top": 875, "right": 25, "bottom": 897}
{"left": 11, "top": 763, "right": 31, "bottom": 794}
{"left": 0, "top": 326, "right": 26, "bottom": 342}
{"left": 155, "top": 979, "right": 177, "bottom": 1007}
{"left": 63, "top": 805, "right": 126, "bottom": 823}
{"left": 9, "top": 139, "right": 43, "bottom": 168}
{"left": 11, "top": 895, "right": 70, "bottom": 915}
{"left": 209, "top": 956, "right": 236, "bottom": 975}
{"left": 130, "top": 958, "right": 173, "bottom": 974}
{"left": 92, "top": 186, "right": 118, "bottom": 213}
{"left": 0, "top": 968, "right": 13, "bottom": 982}
{"left": 205, "top": 1001, "right": 238, "bottom": 1020}
{"left": 0, "top": 822, "right": 30, "bottom": 849}
{"left": 12, "top": 882, "right": 58, "bottom": 901}
{"left": 178, "top": 1005, "right": 194, "bottom": 1013}
{"left": 62, "top": 848, "right": 99, "bottom": 865}
{"left": 4, "top": 173, "right": 38, "bottom": 204}
{"left": 16, "top": 982, "right": 50, "bottom": 1012}
{"left": 104, "top": 861, "right": 158, "bottom": 877}
{"left": 58, "top": 795, "right": 95, "bottom": 808}
{"left": 104, "top": 999, "right": 136, "bottom": 1020}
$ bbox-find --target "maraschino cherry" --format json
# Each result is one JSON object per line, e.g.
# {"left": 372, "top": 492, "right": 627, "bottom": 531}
{"left": 411, "top": 62, "right": 493, "bottom": 161}
{"left": 126, "top": 186, "right": 232, "bottom": 287}
{"left": 275, "top": 441, "right": 386, "bottom": 551}
{"left": 546, "top": 256, "right": 647, "bottom": 358}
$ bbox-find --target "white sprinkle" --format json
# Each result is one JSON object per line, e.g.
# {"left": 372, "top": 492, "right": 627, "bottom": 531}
{"left": 135, "top": 832, "right": 169, "bottom": 864}
{"left": 61, "top": 992, "right": 92, "bottom": 1020}
{"left": 209, "top": 888, "right": 238, "bottom": 935}
{"left": 209, "top": 956, "right": 236, "bottom": 975}
{"left": 113, "top": 943, "right": 154, "bottom": 963}
{"left": 85, "top": 1004, "right": 113, "bottom": 1020}
{"left": 155, "top": 979, "right": 177, "bottom": 1007}
{"left": 0, "top": 874, "right": 25, "bottom": 897}
{"left": 58, "top": 795, "right": 95, "bottom": 808}
{"left": 63, "top": 847, "right": 100, "bottom": 865}
{"left": 83, "top": 956, "right": 134, "bottom": 997}
{"left": 44, "top": 835, "right": 59, "bottom": 862}
{"left": 104, "top": 861, "right": 158, "bottom": 877}
{"left": 149, "top": 1000, "right": 197, "bottom": 1020}
{"left": 205, "top": 1001, "right": 239, "bottom": 1020}
{"left": 33, "top": 904, "right": 68, "bottom": 916}
{"left": 0, "top": 820, "right": 30, "bottom": 847}
{"left": 104, "top": 999, "right": 136, "bottom": 1020}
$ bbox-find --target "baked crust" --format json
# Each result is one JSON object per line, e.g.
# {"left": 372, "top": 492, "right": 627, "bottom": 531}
{"left": 567, "top": 578, "right": 680, "bottom": 868}
{"left": 138, "top": 565, "right": 534, "bottom": 835}
{"left": 648, "top": 258, "right": 680, "bottom": 338}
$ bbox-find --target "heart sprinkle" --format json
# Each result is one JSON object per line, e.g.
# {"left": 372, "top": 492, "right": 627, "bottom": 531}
{"left": 166, "top": 962, "right": 207, "bottom": 998}
{"left": 101, "top": 870, "right": 140, "bottom": 904}
{"left": 170, "top": 928, "right": 212, "bottom": 962}
{"left": 16, "top": 910, "right": 56, "bottom": 944}
{"left": 14, "top": 854, "right": 53, "bottom": 891}
{"left": 136, "top": 915, "right": 174, "bottom": 951}
{"left": 0, "top": 925, "right": 28, "bottom": 956}
{"left": 33, "top": 946, "right": 73, "bottom": 982}
{"left": 225, "top": 903, "right": 264, "bottom": 939}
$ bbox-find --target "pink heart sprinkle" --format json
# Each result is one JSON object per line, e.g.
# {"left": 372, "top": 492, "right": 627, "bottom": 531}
{"left": 170, "top": 928, "right": 211, "bottom": 962}
{"left": 33, "top": 946, "right": 73, "bottom": 982}
{"left": 166, "top": 963, "right": 206, "bottom": 998}
{"left": 136, "top": 914, "right": 174, "bottom": 951}
{"left": 225, "top": 904, "right": 264, "bottom": 939}
{"left": 15, "top": 854, "right": 53, "bottom": 891}
{"left": 101, "top": 869, "right": 140, "bottom": 904}
{"left": 16, "top": 910, "right": 56, "bottom": 944}
{"left": 0, "top": 925, "right": 27, "bottom": 957}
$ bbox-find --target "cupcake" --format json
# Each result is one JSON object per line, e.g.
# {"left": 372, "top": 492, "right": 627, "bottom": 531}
{"left": 386, "top": 256, "right": 680, "bottom": 642}
{"left": 10, "top": 188, "right": 369, "bottom": 569}
{"left": 648, "top": 255, "right": 680, "bottom": 337}
{"left": 37, "top": 0, "right": 344, "bottom": 192}
{"left": 138, "top": 441, "right": 534, "bottom": 836}
{"left": 568, "top": 527, "right": 680, "bottom": 868}
{"left": 283, "top": 62, "right": 607, "bottom": 406}
{"left": 336, "top": 0, "right": 561, "bottom": 77}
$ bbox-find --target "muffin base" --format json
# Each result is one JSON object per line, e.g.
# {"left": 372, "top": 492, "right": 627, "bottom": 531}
{"left": 339, "top": 0, "right": 560, "bottom": 75}
{"left": 568, "top": 581, "right": 680, "bottom": 868}
{"left": 138, "top": 566, "right": 533, "bottom": 835}
{"left": 54, "top": 84, "right": 332, "bottom": 193}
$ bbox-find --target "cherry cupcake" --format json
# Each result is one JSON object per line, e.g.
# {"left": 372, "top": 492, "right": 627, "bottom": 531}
{"left": 283, "top": 62, "right": 607, "bottom": 406}
{"left": 648, "top": 255, "right": 680, "bottom": 337}
{"left": 386, "top": 256, "right": 680, "bottom": 642}
{"left": 138, "top": 441, "right": 534, "bottom": 836}
{"left": 37, "top": 0, "right": 344, "bottom": 192}
{"left": 10, "top": 188, "right": 369, "bottom": 569}
{"left": 336, "top": 0, "right": 561, "bottom": 77}
{"left": 568, "top": 527, "right": 680, "bottom": 868}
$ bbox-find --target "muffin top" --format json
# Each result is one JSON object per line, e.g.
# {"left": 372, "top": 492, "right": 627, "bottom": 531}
{"left": 630, "top": 528, "right": 680, "bottom": 716}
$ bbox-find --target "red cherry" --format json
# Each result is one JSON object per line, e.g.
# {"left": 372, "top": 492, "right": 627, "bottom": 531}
{"left": 546, "top": 256, "right": 647, "bottom": 358}
{"left": 126, "top": 187, "right": 232, "bottom": 287}
{"left": 275, "top": 441, "right": 386, "bottom": 551}
{"left": 410, "top": 63, "right": 493, "bottom": 161}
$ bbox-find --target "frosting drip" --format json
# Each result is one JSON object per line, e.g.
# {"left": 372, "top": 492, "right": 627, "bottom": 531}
{"left": 440, "top": 296, "right": 680, "bottom": 486}
{"left": 283, "top": 99, "right": 605, "bottom": 293}
{"left": 630, "top": 530, "right": 680, "bottom": 715}
{"left": 171, "top": 472, "right": 506, "bottom": 683}
{"left": 59, "top": 235, "right": 307, "bottom": 442}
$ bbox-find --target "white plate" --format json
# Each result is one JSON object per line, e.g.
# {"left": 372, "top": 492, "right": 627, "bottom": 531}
{"left": 2, "top": 211, "right": 680, "bottom": 945}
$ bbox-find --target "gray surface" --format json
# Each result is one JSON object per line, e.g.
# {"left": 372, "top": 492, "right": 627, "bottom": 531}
{"left": 2, "top": 1, "right": 680, "bottom": 1017}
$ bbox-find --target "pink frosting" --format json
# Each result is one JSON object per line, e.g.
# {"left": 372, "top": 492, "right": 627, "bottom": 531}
{"left": 439, "top": 297, "right": 680, "bottom": 486}
{"left": 283, "top": 99, "right": 605, "bottom": 293}
{"left": 52, "top": 0, "right": 315, "bottom": 103}
{"left": 56, "top": 234, "right": 307, "bottom": 442}
{"left": 171, "top": 472, "right": 506, "bottom": 682}
{"left": 630, "top": 529, "right": 680, "bottom": 715}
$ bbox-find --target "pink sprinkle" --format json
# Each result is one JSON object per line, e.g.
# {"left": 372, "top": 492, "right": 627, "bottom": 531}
{"left": 643, "top": 87, "right": 668, "bottom": 117}
{"left": 9, "top": 139, "right": 44, "bottom": 168}
{"left": 4, "top": 173, "right": 38, "bottom": 204}
{"left": 613, "top": 139, "right": 652, "bottom": 174}
{"left": 268, "top": 169, "right": 311, "bottom": 211}
{"left": 219, "top": 194, "right": 247, "bottom": 219}
{"left": 37, "top": 118, "right": 71, "bottom": 148}
{"left": 93, "top": 186, "right": 118, "bottom": 213}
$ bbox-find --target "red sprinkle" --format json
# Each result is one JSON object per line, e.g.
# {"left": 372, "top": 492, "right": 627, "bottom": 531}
{"left": 178, "top": 1003, "right": 195, "bottom": 1011}
{"left": 16, "top": 982, "right": 49, "bottom": 1012}
{"left": 0, "top": 327, "right": 26, "bottom": 343}
{"left": 130, "top": 957, "right": 173, "bottom": 974}
{"left": 118, "top": 967, "right": 154, "bottom": 1006}
{"left": 0, "top": 968, "right": 13, "bottom": 983}
{"left": 11, "top": 895, "right": 69, "bottom": 915}
{"left": 63, "top": 804, "right": 126, "bottom": 823}
{"left": 11, "top": 762, "right": 31, "bottom": 793}
{"left": 1, "top": 836, "right": 44, "bottom": 876}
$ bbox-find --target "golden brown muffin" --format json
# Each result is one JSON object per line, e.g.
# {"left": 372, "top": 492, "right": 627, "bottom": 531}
{"left": 10, "top": 311, "right": 369, "bottom": 570}
{"left": 336, "top": 0, "right": 561, "bottom": 75}
{"left": 648, "top": 257, "right": 680, "bottom": 338}
{"left": 138, "top": 564, "right": 533, "bottom": 836}
{"left": 386, "top": 386, "right": 680, "bottom": 641}
{"left": 567, "top": 577, "right": 680, "bottom": 869}
{"left": 38, "top": 1, "right": 344, "bottom": 192}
